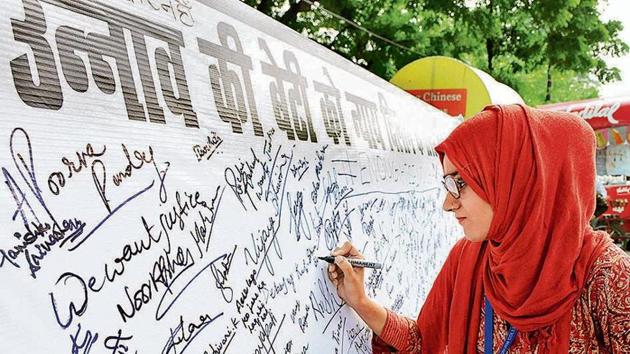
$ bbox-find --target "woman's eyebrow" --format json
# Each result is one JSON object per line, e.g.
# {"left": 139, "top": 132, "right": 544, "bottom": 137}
{"left": 443, "top": 171, "right": 460, "bottom": 178}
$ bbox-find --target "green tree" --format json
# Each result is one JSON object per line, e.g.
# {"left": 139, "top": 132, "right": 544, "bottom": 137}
{"left": 449, "top": 0, "right": 628, "bottom": 102}
{"left": 514, "top": 69, "right": 599, "bottom": 105}
{"left": 534, "top": 0, "right": 628, "bottom": 101}
{"left": 241, "top": 0, "right": 628, "bottom": 104}
{"left": 241, "top": 0, "right": 459, "bottom": 78}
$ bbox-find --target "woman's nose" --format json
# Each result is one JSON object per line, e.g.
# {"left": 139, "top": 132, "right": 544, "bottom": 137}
{"left": 442, "top": 192, "right": 460, "bottom": 212}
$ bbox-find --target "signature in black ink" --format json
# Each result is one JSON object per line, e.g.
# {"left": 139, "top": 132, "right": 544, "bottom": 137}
{"left": 117, "top": 245, "right": 195, "bottom": 322}
{"left": 69, "top": 323, "right": 98, "bottom": 354}
{"left": 312, "top": 268, "right": 344, "bottom": 331}
{"left": 224, "top": 157, "right": 258, "bottom": 211}
{"left": 261, "top": 273, "right": 297, "bottom": 301}
{"left": 287, "top": 191, "right": 312, "bottom": 242}
{"left": 205, "top": 317, "right": 239, "bottom": 354}
{"left": 235, "top": 269, "right": 261, "bottom": 315}
{"left": 310, "top": 145, "right": 328, "bottom": 204}
{"left": 1, "top": 128, "right": 86, "bottom": 278}
{"left": 104, "top": 329, "right": 137, "bottom": 354}
{"left": 253, "top": 314, "right": 285, "bottom": 354}
{"left": 112, "top": 144, "right": 154, "bottom": 187}
{"left": 243, "top": 217, "right": 283, "bottom": 277}
{"left": 59, "top": 142, "right": 169, "bottom": 251}
{"left": 293, "top": 245, "right": 318, "bottom": 281}
{"left": 161, "top": 312, "right": 223, "bottom": 354}
{"left": 86, "top": 217, "right": 167, "bottom": 294}
{"left": 152, "top": 158, "right": 170, "bottom": 204}
{"left": 210, "top": 245, "right": 237, "bottom": 303}
{"left": 91, "top": 158, "right": 110, "bottom": 212}
{"left": 159, "top": 190, "right": 212, "bottom": 238}
{"left": 49, "top": 272, "right": 90, "bottom": 329}
{"left": 346, "top": 322, "right": 370, "bottom": 354}
{"left": 1, "top": 217, "right": 85, "bottom": 278}
{"left": 310, "top": 171, "right": 355, "bottom": 250}
{"left": 47, "top": 143, "right": 106, "bottom": 195}
{"left": 155, "top": 251, "right": 235, "bottom": 321}
{"left": 289, "top": 157, "right": 309, "bottom": 181}
{"left": 288, "top": 299, "right": 312, "bottom": 334}
{"left": 193, "top": 133, "right": 223, "bottom": 162}
{"left": 189, "top": 186, "right": 225, "bottom": 257}
{"left": 268, "top": 151, "right": 292, "bottom": 214}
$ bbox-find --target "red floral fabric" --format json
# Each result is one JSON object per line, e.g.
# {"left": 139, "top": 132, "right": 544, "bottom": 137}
{"left": 372, "top": 243, "right": 630, "bottom": 353}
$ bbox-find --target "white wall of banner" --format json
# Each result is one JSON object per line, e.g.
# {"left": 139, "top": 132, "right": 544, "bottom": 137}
{"left": 0, "top": 0, "right": 461, "bottom": 353}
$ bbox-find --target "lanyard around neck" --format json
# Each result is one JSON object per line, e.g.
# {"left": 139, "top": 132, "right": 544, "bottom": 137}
{"left": 484, "top": 298, "right": 518, "bottom": 354}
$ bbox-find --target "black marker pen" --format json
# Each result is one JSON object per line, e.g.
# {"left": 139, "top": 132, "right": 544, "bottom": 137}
{"left": 318, "top": 256, "right": 383, "bottom": 269}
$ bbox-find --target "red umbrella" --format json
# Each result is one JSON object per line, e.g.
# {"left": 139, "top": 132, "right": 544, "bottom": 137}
{"left": 539, "top": 96, "right": 630, "bottom": 130}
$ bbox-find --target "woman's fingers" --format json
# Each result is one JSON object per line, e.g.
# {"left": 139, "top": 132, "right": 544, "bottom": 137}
{"left": 332, "top": 241, "right": 350, "bottom": 256}
{"left": 334, "top": 256, "right": 354, "bottom": 275}
{"left": 327, "top": 253, "right": 367, "bottom": 309}
{"left": 328, "top": 264, "right": 343, "bottom": 280}
{"left": 332, "top": 241, "right": 364, "bottom": 259}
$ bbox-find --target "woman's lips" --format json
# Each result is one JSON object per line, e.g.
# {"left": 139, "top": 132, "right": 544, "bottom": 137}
{"left": 456, "top": 217, "right": 466, "bottom": 224}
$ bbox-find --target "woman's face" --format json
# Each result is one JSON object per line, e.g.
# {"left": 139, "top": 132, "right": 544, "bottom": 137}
{"left": 442, "top": 155, "right": 494, "bottom": 242}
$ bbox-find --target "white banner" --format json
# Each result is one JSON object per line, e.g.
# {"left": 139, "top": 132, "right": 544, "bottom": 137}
{"left": 0, "top": 0, "right": 461, "bottom": 353}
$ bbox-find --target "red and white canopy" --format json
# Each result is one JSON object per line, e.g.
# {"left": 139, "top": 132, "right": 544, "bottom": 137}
{"left": 540, "top": 96, "right": 630, "bottom": 130}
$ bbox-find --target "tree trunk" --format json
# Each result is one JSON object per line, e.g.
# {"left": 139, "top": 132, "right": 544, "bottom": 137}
{"left": 486, "top": 39, "right": 494, "bottom": 74}
{"left": 545, "top": 63, "right": 552, "bottom": 102}
{"left": 486, "top": 0, "right": 494, "bottom": 74}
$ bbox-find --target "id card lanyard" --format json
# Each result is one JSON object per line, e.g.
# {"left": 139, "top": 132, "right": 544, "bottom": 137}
{"left": 484, "top": 297, "right": 518, "bottom": 354}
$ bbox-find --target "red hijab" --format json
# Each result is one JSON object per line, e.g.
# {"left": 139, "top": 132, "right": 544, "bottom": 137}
{"left": 421, "top": 105, "right": 612, "bottom": 353}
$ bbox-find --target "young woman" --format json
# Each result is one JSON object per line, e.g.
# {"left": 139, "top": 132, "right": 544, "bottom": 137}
{"left": 327, "top": 105, "right": 630, "bottom": 353}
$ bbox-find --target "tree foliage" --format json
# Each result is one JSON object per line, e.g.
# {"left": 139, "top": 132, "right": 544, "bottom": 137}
{"left": 515, "top": 68, "right": 599, "bottom": 105}
{"left": 241, "top": 0, "right": 628, "bottom": 104}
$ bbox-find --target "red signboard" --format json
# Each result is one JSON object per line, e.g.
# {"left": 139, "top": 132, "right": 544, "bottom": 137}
{"left": 407, "top": 89, "right": 468, "bottom": 116}
{"left": 604, "top": 185, "right": 630, "bottom": 219}
{"left": 540, "top": 96, "right": 630, "bottom": 130}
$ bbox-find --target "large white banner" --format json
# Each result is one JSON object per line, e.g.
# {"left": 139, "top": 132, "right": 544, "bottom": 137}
{"left": 0, "top": 0, "right": 461, "bottom": 353}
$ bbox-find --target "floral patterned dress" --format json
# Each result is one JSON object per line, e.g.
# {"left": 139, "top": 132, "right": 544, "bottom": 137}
{"left": 372, "top": 243, "right": 630, "bottom": 353}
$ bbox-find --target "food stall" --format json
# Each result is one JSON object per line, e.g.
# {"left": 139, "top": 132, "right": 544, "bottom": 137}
{"left": 389, "top": 56, "right": 524, "bottom": 119}
{"left": 540, "top": 96, "right": 630, "bottom": 245}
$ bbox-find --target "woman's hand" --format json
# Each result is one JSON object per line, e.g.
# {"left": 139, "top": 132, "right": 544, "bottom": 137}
{"left": 327, "top": 241, "right": 388, "bottom": 336}
{"left": 327, "top": 241, "right": 368, "bottom": 310}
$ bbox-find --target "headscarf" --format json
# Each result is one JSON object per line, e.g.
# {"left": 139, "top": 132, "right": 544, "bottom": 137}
{"left": 420, "top": 104, "right": 612, "bottom": 353}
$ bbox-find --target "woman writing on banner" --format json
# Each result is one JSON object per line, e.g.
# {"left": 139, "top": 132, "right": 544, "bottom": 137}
{"left": 327, "top": 105, "right": 630, "bottom": 353}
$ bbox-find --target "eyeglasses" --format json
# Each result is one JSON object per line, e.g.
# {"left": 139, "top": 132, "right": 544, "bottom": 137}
{"left": 442, "top": 174, "right": 467, "bottom": 199}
